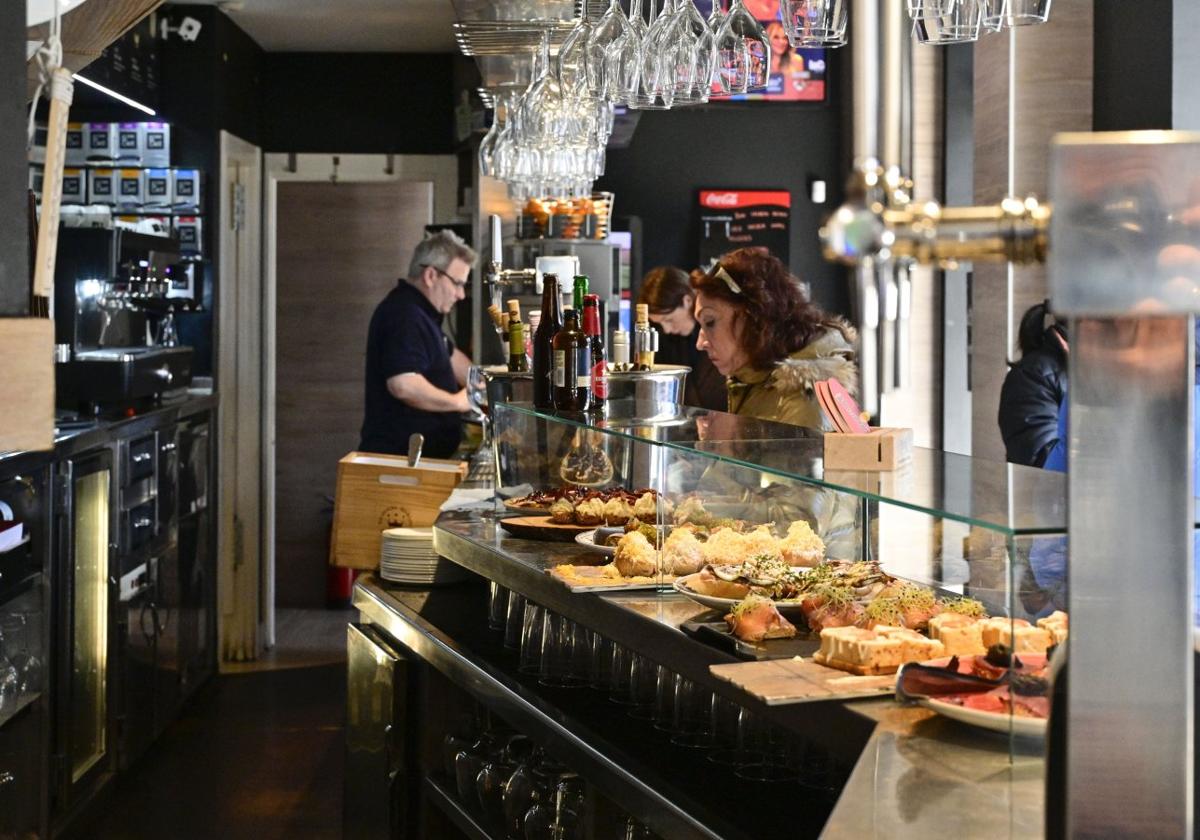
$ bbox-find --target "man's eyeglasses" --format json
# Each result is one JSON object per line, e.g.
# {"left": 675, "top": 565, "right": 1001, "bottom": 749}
{"left": 422, "top": 264, "right": 469, "bottom": 289}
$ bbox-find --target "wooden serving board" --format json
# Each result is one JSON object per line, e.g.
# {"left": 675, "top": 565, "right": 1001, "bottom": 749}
{"left": 708, "top": 658, "right": 896, "bottom": 706}
{"left": 499, "top": 516, "right": 594, "bottom": 542}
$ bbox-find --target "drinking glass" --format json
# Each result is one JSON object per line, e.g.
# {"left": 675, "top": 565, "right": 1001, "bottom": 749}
{"left": 779, "top": 0, "right": 849, "bottom": 49}
{"left": 666, "top": 0, "right": 716, "bottom": 105}
{"left": 625, "top": 655, "right": 658, "bottom": 719}
{"left": 912, "top": 0, "right": 983, "bottom": 44}
{"left": 558, "top": 13, "right": 594, "bottom": 95}
{"left": 519, "top": 600, "right": 545, "bottom": 673}
{"left": 505, "top": 591, "right": 528, "bottom": 651}
{"left": 707, "top": 705, "right": 766, "bottom": 767}
{"left": 585, "top": 0, "right": 633, "bottom": 100}
{"left": 608, "top": 644, "right": 636, "bottom": 704}
{"left": 669, "top": 679, "right": 715, "bottom": 748}
{"left": 588, "top": 632, "right": 614, "bottom": 690}
{"left": 734, "top": 717, "right": 800, "bottom": 781}
{"left": 479, "top": 98, "right": 506, "bottom": 178}
{"left": 0, "top": 630, "right": 17, "bottom": 717}
{"left": 539, "top": 613, "right": 586, "bottom": 688}
{"left": 714, "top": 0, "right": 770, "bottom": 95}
{"left": 639, "top": 0, "right": 680, "bottom": 109}
{"left": 609, "top": 0, "right": 647, "bottom": 107}
{"left": 488, "top": 582, "right": 509, "bottom": 632}
{"left": 2, "top": 615, "right": 41, "bottom": 696}
{"left": 982, "top": 0, "right": 1051, "bottom": 28}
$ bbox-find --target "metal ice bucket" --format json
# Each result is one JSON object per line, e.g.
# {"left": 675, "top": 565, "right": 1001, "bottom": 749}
{"left": 482, "top": 364, "right": 690, "bottom": 422}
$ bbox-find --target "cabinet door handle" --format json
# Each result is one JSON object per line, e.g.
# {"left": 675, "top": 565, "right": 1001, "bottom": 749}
{"left": 133, "top": 517, "right": 152, "bottom": 529}
{"left": 0, "top": 771, "right": 14, "bottom": 789}
{"left": 132, "top": 452, "right": 152, "bottom": 464}
{"left": 161, "top": 442, "right": 177, "bottom": 452}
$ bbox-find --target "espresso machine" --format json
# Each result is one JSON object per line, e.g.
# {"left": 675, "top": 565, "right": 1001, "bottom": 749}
{"left": 54, "top": 228, "right": 194, "bottom": 414}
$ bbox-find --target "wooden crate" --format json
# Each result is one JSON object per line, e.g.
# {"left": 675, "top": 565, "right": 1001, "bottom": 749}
{"left": 329, "top": 451, "right": 466, "bottom": 570}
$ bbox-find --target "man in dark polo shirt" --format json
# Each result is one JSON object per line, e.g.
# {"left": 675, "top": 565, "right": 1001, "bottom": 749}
{"left": 359, "top": 230, "right": 477, "bottom": 458}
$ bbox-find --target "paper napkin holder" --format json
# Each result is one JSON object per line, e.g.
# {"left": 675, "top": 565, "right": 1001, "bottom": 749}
{"left": 823, "top": 427, "right": 913, "bottom": 472}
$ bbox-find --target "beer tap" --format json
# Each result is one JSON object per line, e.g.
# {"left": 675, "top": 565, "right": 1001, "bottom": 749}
{"left": 485, "top": 214, "right": 536, "bottom": 300}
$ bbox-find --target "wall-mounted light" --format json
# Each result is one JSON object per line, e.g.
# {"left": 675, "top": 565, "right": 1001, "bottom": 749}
{"left": 72, "top": 73, "right": 156, "bottom": 116}
{"left": 809, "top": 177, "right": 827, "bottom": 205}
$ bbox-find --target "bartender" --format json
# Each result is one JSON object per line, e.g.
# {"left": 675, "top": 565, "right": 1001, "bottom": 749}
{"left": 359, "top": 230, "right": 477, "bottom": 459}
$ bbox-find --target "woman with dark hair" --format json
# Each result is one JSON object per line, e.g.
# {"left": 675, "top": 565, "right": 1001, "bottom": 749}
{"left": 997, "top": 301, "right": 1068, "bottom": 467}
{"left": 690, "top": 248, "right": 857, "bottom": 428}
{"left": 637, "top": 266, "right": 727, "bottom": 410}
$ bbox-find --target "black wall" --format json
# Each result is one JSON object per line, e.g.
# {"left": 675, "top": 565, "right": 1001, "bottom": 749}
{"left": 260, "top": 54, "right": 455, "bottom": 154}
{"left": 596, "top": 81, "right": 850, "bottom": 316}
{"left": 1, "top": 1, "right": 27, "bottom": 314}
{"left": 1093, "top": 0, "right": 1173, "bottom": 131}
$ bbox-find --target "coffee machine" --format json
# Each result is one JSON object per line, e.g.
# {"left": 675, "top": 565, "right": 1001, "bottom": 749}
{"left": 54, "top": 228, "right": 195, "bottom": 414}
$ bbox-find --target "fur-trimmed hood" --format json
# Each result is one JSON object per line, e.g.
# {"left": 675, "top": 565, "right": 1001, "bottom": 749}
{"left": 768, "top": 322, "right": 857, "bottom": 395}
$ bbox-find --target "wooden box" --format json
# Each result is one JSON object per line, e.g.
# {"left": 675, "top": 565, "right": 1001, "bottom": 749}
{"left": 823, "top": 427, "right": 913, "bottom": 472}
{"left": 0, "top": 319, "right": 54, "bottom": 453}
{"left": 330, "top": 451, "right": 466, "bottom": 570}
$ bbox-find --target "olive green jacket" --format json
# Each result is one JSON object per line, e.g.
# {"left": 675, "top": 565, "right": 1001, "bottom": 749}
{"left": 726, "top": 324, "right": 858, "bottom": 430}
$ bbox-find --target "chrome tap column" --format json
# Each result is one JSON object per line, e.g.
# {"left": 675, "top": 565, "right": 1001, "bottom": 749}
{"left": 822, "top": 129, "right": 1200, "bottom": 835}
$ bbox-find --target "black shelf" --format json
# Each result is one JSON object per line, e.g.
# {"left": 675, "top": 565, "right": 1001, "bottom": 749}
{"left": 356, "top": 578, "right": 858, "bottom": 840}
{"left": 423, "top": 775, "right": 500, "bottom": 840}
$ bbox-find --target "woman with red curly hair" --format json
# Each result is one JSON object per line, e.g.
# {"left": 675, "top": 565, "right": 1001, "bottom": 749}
{"left": 691, "top": 248, "right": 857, "bottom": 428}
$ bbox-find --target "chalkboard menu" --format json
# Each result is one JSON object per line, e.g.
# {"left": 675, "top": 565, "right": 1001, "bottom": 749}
{"left": 698, "top": 190, "right": 791, "bottom": 266}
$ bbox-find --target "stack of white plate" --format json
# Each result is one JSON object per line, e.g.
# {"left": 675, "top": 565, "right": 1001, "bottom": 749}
{"left": 379, "top": 527, "right": 465, "bottom": 585}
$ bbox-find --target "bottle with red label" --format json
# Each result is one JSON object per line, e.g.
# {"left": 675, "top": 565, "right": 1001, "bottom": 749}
{"left": 582, "top": 294, "right": 607, "bottom": 414}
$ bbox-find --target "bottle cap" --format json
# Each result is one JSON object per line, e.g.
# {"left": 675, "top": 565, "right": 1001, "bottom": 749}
{"left": 584, "top": 293, "right": 600, "bottom": 305}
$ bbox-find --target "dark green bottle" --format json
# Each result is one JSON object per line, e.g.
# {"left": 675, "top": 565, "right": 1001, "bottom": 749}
{"left": 572, "top": 275, "right": 589, "bottom": 314}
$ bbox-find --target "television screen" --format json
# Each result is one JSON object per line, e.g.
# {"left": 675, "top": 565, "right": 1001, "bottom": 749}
{"left": 693, "top": 0, "right": 828, "bottom": 102}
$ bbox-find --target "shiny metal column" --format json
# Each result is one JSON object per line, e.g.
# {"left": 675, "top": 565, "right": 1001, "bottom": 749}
{"left": 1049, "top": 132, "right": 1200, "bottom": 837}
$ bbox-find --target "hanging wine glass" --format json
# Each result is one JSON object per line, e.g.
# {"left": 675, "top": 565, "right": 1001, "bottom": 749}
{"left": 640, "top": 0, "right": 679, "bottom": 108}
{"left": 714, "top": 0, "right": 770, "bottom": 94}
{"left": 668, "top": 0, "right": 716, "bottom": 106}
{"left": 779, "top": 0, "right": 849, "bottom": 49}
{"left": 585, "top": 0, "right": 632, "bottom": 100}
{"left": 609, "top": 0, "right": 647, "bottom": 107}
{"left": 478, "top": 96, "right": 505, "bottom": 178}
{"left": 558, "top": 8, "right": 594, "bottom": 95}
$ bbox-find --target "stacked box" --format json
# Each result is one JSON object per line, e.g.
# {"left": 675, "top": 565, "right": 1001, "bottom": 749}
{"left": 174, "top": 216, "right": 203, "bottom": 257}
{"left": 88, "top": 169, "right": 118, "bottom": 205}
{"left": 61, "top": 168, "right": 86, "bottom": 204}
{"left": 29, "top": 166, "right": 44, "bottom": 198}
{"left": 143, "top": 169, "right": 171, "bottom": 209}
{"left": 85, "top": 122, "right": 117, "bottom": 163}
{"left": 171, "top": 169, "right": 201, "bottom": 211}
{"left": 117, "top": 169, "right": 144, "bottom": 210}
{"left": 116, "top": 123, "right": 142, "bottom": 165}
{"left": 141, "top": 122, "right": 171, "bottom": 168}
{"left": 65, "top": 123, "right": 86, "bottom": 165}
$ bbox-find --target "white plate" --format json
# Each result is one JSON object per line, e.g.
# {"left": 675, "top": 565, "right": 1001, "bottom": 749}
{"left": 574, "top": 527, "right": 623, "bottom": 556}
{"left": 671, "top": 574, "right": 808, "bottom": 619}
{"left": 917, "top": 697, "right": 1047, "bottom": 738}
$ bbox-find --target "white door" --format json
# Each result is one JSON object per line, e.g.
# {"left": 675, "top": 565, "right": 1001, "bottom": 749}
{"left": 216, "top": 130, "right": 265, "bottom": 664}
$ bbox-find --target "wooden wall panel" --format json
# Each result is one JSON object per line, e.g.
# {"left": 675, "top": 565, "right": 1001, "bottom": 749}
{"left": 274, "top": 181, "right": 432, "bottom": 607}
{"left": 970, "top": 0, "right": 1093, "bottom": 461}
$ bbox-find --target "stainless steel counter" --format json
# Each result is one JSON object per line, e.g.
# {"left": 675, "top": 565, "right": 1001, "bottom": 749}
{"left": 354, "top": 505, "right": 1048, "bottom": 839}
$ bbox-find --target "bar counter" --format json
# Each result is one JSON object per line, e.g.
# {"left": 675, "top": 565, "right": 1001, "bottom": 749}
{"left": 352, "top": 503, "right": 1047, "bottom": 839}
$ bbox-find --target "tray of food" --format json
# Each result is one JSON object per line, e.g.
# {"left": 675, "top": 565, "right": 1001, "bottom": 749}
{"left": 681, "top": 605, "right": 822, "bottom": 662}
{"left": 896, "top": 643, "right": 1059, "bottom": 738}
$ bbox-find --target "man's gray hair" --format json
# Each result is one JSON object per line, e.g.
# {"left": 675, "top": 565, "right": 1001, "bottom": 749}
{"left": 407, "top": 229, "right": 478, "bottom": 280}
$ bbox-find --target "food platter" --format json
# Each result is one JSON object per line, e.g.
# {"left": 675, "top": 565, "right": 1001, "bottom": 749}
{"left": 574, "top": 527, "right": 623, "bottom": 556}
{"left": 502, "top": 499, "right": 552, "bottom": 515}
{"left": 898, "top": 654, "right": 1050, "bottom": 738}
{"left": 672, "top": 573, "right": 808, "bottom": 619}
{"left": 499, "top": 516, "right": 594, "bottom": 542}
{"left": 918, "top": 698, "right": 1047, "bottom": 738}
{"left": 681, "top": 615, "right": 821, "bottom": 661}
{"left": 546, "top": 563, "right": 669, "bottom": 592}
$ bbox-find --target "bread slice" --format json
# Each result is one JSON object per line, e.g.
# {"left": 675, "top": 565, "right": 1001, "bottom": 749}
{"left": 979, "top": 617, "right": 1052, "bottom": 653}
{"left": 814, "top": 625, "right": 944, "bottom": 675}
{"left": 1036, "top": 610, "right": 1069, "bottom": 645}
{"left": 928, "top": 613, "right": 986, "bottom": 657}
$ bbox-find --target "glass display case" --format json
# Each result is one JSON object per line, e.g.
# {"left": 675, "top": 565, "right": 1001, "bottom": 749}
{"left": 491, "top": 400, "right": 1068, "bottom": 751}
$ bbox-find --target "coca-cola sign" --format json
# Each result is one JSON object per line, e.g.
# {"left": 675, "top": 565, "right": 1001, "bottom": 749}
{"left": 703, "top": 192, "right": 741, "bottom": 208}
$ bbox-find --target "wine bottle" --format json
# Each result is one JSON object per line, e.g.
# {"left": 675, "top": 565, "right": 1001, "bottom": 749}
{"left": 552, "top": 307, "right": 591, "bottom": 412}
{"left": 526, "top": 309, "right": 540, "bottom": 361}
{"left": 506, "top": 299, "right": 528, "bottom": 372}
{"left": 582, "top": 293, "right": 607, "bottom": 412}
{"left": 532, "top": 274, "right": 564, "bottom": 409}
{"left": 633, "top": 303, "right": 658, "bottom": 370}
{"left": 572, "top": 274, "right": 589, "bottom": 314}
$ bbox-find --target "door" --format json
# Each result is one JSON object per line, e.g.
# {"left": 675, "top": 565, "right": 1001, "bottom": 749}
{"left": 273, "top": 181, "right": 432, "bottom": 608}
{"left": 217, "top": 131, "right": 264, "bottom": 663}
{"left": 115, "top": 556, "right": 155, "bottom": 769}
{"left": 53, "top": 449, "right": 115, "bottom": 821}
{"left": 177, "top": 419, "right": 213, "bottom": 697}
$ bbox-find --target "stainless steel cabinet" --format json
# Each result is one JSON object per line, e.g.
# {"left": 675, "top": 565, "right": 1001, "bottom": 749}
{"left": 345, "top": 623, "right": 411, "bottom": 840}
